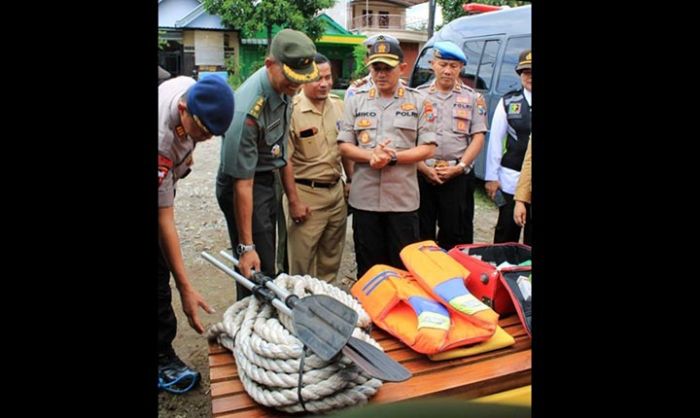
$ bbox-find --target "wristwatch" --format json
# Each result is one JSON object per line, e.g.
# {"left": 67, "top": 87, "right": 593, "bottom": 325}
{"left": 388, "top": 151, "right": 398, "bottom": 166}
{"left": 236, "top": 243, "right": 256, "bottom": 255}
{"left": 457, "top": 161, "right": 469, "bottom": 174}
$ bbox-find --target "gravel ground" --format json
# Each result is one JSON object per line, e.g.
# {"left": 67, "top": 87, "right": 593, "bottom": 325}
{"left": 158, "top": 137, "right": 501, "bottom": 417}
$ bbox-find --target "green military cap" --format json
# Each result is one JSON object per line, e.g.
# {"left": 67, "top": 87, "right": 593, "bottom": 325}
{"left": 270, "top": 29, "right": 319, "bottom": 83}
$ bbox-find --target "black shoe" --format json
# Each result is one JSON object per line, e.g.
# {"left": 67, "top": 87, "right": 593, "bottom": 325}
{"left": 158, "top": 354, "right": 201, "bottom": 394}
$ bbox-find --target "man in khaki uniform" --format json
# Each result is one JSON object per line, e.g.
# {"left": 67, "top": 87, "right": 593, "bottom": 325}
{"left": 281, "top": 53, "right": 352, "bottom": 281}
{"left": 416, "top": 41, "right": 488, "bottom": 249}
{"left": 338, "top": 36, "right": 437, "bottom": 278}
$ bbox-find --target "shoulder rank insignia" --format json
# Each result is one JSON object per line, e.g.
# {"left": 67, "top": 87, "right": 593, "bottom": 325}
{"left": 352, "top": 77, "right": 369, "bottom": 88}
{"left": 397, "top": 87, "right": 404, "bottom": 98}
{"left": 250, "top": 96, "right": 265, "bottom": 118}
{"left": 368, "top": 88, "right": 376, "bottom": 99}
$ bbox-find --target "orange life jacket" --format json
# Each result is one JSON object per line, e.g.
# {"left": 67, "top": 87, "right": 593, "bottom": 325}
{"left": 351, "top": 264, "right": 496, "bottom": 354}
{"left": 400, "top": 240, "right": 499, "bottom": 332}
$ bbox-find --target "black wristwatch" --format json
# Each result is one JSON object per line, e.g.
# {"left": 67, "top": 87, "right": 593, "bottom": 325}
{"left": 388, "top": 151, "right": 398, "bottom": 166}
{"left": 236, "top": 243, "right": 256, "bottom": 255}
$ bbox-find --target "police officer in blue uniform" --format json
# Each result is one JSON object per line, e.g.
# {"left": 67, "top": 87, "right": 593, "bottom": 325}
{"left": 216, "top": 29, "right": 319, "bottom": 300}
{"left": 158, "top": 75, "right": 234, "bottom": 393}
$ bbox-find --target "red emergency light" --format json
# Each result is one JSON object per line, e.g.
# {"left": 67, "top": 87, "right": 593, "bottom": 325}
{"left": 462, "top": 3, "right": 503, "bottom": 14}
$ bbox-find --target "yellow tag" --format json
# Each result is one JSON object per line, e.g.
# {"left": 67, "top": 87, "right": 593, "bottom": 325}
{"left": 397, "top": 87, "right": 404, "bottom": 97}
{"left": 401, "top": 103, "right": 416, "bottom": 111}
{"left": 369, "top": 88, "right": 376, "bottom": 99}
{"left": 250, "top": 97, "right": 265, "bottom": 118}
{"left": 417, "top": 311, "right": 450, "bottom": 331}
{"left": 449, "top": 294, "right": 490, "bottom": 315}
{"left": 358, "top": 119, "right": 372, "bottom": 128}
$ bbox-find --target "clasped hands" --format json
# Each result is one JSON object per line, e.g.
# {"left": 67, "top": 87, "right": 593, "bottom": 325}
{"left": 370, "top": 139, "right": 396, "bottom": 170}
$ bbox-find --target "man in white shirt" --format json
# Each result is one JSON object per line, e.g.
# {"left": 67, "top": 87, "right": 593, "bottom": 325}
{"left": 484, "top": 49, "right": 532, "bottom": 244}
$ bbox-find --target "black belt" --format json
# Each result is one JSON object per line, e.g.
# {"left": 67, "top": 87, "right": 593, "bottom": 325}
{"left": 295, "top": 178, "right": 339, "bottom": 188}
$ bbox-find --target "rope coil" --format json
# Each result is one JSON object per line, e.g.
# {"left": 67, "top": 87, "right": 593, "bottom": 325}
{"left": 208, "top": 273, "right": 383, "bottom": 413}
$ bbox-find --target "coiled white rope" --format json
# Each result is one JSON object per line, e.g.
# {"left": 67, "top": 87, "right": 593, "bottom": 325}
{"left": 207, "top": 273, "right": 383, "bottom": 414}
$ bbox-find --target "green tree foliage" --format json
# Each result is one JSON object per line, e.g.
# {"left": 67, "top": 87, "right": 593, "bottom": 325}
{"left": 203, "top": 0, "right": 335, "bottom": 47}
{"left": 351, "top": 43, "right": 368, "bottom": 80}
{"left": 437, "top": 0, "right": 529, "bottom": 26}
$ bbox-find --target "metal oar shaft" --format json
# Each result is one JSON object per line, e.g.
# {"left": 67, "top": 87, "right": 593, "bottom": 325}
{"left": 201, "top": 251, "right": 292, "bottom": 316}
{"left": 219, "top": 250, "right": 299, "bottom": 307}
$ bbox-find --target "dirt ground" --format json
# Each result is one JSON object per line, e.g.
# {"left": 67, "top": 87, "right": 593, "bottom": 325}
{"left": 158, "top": 137, "right": 502, "bottom": 417}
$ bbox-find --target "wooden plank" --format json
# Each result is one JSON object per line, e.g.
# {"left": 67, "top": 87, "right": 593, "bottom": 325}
{"left": 210, "top": 352, "right": 236, "bottom": 367}
{"left": 208, "top": 314, "right": 531, "bottom": 418}
{"left": 211, "top": 364, "right": 238, "bottom": 382}
{"left": 371, "top": 349, "right": 531, "bottom": 403}
{"left": 211, "top": 380, "right": 244, "bottom": 398}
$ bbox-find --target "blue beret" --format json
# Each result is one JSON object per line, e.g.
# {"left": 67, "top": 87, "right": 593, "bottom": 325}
{"left": 187, "top": 76, "right": 235, "bottom": 136}
{"left": 433, "top": 41, "right": 467, "bottom": 65}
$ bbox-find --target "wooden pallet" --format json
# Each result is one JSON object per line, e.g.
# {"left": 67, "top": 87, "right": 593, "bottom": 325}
{"left": 208, "top": 314, "right": 531, "bottom": 417}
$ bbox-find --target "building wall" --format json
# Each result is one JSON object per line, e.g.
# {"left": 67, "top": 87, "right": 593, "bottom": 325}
{"left": 400, "top": 41, "right": 419, "bottom": 79}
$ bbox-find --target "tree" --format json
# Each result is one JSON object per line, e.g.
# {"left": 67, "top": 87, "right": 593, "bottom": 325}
{"left": 436, "top": 0, "right": 530, "bottom": 26}
{"left": 203, "top": 0, "right": 335, "bottom": 48}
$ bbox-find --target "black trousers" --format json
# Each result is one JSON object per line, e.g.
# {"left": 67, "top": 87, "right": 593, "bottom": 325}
{"left": 494, "top": 190, "right": 532, "bottom": 245}
{"left": 216, "top": 171, "right": 277, "bottom": 300}
{"left": 418, "top": 171, "right": 475, "bottom": 250}
{"left": 352, "top": 209, "right": 420, "bottom": 278}
{"left": 158, "top": 244, "right": 176, "bottom": 358}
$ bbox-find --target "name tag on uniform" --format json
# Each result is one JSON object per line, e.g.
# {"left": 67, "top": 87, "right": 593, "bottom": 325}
{"left": 299, "top": 127, "right": 318, "bottom": 138}
{"left": 267, "top": 119, "right": 281, "bottom": 130}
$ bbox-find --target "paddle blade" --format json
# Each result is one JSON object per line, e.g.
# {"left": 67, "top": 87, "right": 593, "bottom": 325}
{"left": 293, "top": 295, "right": 358, "bottom": 361}
{"left": 343, "top": 337, "right": 412, "bottom": 382}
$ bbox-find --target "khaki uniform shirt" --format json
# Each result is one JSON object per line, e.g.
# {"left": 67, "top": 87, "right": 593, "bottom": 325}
{"left": 289, "top": 91, "right": 344, "bottom": 182}
{"left": 514, "top": 139, "right": 532, "bottom": 203}
{"left": 416, "top": 80, "right": 488, "bottom": 169}
{"left": 219, "top": 67, "right": 292, "bottom": 179}
{"left": 338, "top": 84, "right": 437, "bottom": 212}
{"left": 158, "top": 76, "right": 197, "bottom": 208}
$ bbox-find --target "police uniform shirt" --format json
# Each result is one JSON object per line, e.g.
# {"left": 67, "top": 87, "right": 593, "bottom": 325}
{"left": 337, "top": 84, "right": 437, "bottom": 212}
{"left": 158, "top": 76, "right": 197, "bottom": 208}
{"left": 485, "top": 88, "right": 532, "bottom": 194}
{"left": 289, "top": 91, "right": 344, "bottom": 182}
{"left": 219, "top": 67, "right": 292, "bottom": 179}
{"left": 416, "top": 80, "right": 488, "bottom": 168}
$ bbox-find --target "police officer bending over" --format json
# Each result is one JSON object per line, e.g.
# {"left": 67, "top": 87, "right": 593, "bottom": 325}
{"left": 416, "top": 41, "right": 488, "bottom": 249}
{"left": 216, "top": 29, "right": 319, "bottom": 299}
{"left": 338, "top": 36, "right": 437, "bottom": 278}
{"left": 158, "top": 75, "right": 234, "bottom": 392}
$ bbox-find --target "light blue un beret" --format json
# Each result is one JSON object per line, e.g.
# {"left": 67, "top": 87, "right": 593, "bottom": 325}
{"left": 433, "top": 41, "right": 467, "bottom": 64}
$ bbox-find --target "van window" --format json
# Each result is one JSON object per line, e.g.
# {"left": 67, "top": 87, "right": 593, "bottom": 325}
{"left": 496, "top": 36, "right": 532, "bottom": 94}
{"left": 460, "top": 39, "right": 500, "bottom": 91}
{"left": 410, "top": 47, "right": 435, "bottom": 87}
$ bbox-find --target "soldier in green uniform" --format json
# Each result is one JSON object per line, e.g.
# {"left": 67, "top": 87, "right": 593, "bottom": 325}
{"left": 216, "top": 29, "right": 318, "bottom": 300}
